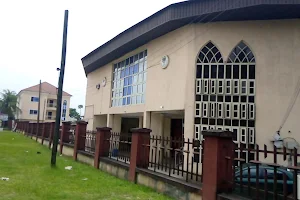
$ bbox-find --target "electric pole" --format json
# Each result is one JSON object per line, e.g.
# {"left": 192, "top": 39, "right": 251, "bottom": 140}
{"left": 51, "top": 10, "right": 69, "bottom": 166}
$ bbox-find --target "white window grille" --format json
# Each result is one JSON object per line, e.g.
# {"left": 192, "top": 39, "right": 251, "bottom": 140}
{"left": 225, "top": 80, "right": 231, "bottom": 94}
{"left": 241, "top": 128, "right": 247, "bottom": 144}
{"left": 225, "top": 103, "right": 231, "bottom": 118}
{"left": 232, "top": 127, "right": 239, "bottom": 143}
{"left": 241, "top": 80, "right": 247, "bottom": 95}
{"left": 249, "top": 103, "right": 255, "bottom": 119}
{"left": 196, "top": 79, "right": 202, "bottom": 94}
{"left": 232, "top": 103, "right": 240, "bottom": 119}
{"left": 210, "top": 103, "right": 216, "bottom": 118}
{"left": 233, "top": 80, "right": 239, "bottom": 95}
{"left": 217, "top": 103, "right": 223, "bottom": 118}
{"left": 194, "top": 125, "right": 200, "bottom": 140}
{"left": 248, "top": 128, "right": 255, "bottom": 144}
{"left": 241, "top": 103, "right": 247, "bottom": 119}
{"left": 203, "top": 102, "right": 209, "bottom": 117}
{"left": 203, "top": 80, "right": 209, "bottom": 94}
{"left": 249, "top": 80, "right": 255, "bottom": 95}
{"left": 211, "top": 80, "right": 216, "bottom": 94}
{"left": 195, "top": 102, "right": 202, "bottom": 117}
{"left": 218, "top": 80, "right": 224, "bottom": 94}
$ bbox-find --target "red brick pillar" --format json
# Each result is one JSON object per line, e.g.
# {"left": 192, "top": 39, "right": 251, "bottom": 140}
{"left": 73, "top": 121, "right": 88, "bottom": 160}
{"left": 48, "top": 122, "right": 55, "bottom": 149}
{"left": 202, "top": 130, "right": 234, "bottom": 200}
{"left": 94, "top": 127, "right": 112, "bottom": 169}
{"left": 128, "top": 128, "right": 151, "bottom": 182}
{"left": 60, "top": 122, "right": 71, "bottom": 154}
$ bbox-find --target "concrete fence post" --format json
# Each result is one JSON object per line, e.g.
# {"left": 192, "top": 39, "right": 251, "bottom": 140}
{"left": 60, "top": 122, "right": 71, "bottom": 155}
{"left": 94, "top": 127, "right": 112, "bottom": 169}
{"left": 48, "top": 122, "right": 55, "bottom": 149}
{"left": 202, "top": 130, "right": 234, "bottom": 200}
{"left": 73, "top": 121, "right": 88, "bottom": 161}
{"left": 128, "top": 128, "right": 151, "bottom": 182}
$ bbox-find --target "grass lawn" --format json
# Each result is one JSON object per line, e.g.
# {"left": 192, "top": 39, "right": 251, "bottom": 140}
{"left": 0, "top": 131, "right": 172, "bottom": 200}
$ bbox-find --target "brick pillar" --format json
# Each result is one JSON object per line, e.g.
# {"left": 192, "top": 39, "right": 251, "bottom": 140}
{"left": 48, "top": 122, "right": 55, "bottom": 149}
{"left": 41, "top": 123, "right": 46, "bottom": 144}
{"left": 73, "top": 121, "right": 88, "bottom": 160}
{"left": 94, "top": 127, "right": 112, "bottom": 169}
{"left": 202, "top": 130, "right": 234, "bottom": 200}
{"left": 60, "top": 122, "right": 71, "bottom": 154}
{"left": 128, "top": 128, "right": 151, "bottom": 182}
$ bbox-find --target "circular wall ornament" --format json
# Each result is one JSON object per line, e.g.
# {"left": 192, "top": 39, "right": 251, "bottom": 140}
{"left": 102, "top": 77, "right": 107, "bottom": 87}
{"left": 161, "top": 55, "right": 169, "bottom": 69}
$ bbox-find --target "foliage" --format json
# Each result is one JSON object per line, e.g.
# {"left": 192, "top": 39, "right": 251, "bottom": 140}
{"left": 0, "top": 131, "right": 172, "bottom": 200}
{"left": 0, "top": 89, "right": 21, "bottom": 120}
{"left": 69, "top": 108, "right": 81, "bottom": 121}
{"left": 78, "top": 105, "right": 83, "bottom": 116}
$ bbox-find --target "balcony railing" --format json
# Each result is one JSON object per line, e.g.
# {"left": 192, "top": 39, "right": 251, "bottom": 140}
{"left": 46, "top": 116, "right": 55, "bottom": 120}
{"left": 47, "top": 103, "right": 57, "bottom": 108}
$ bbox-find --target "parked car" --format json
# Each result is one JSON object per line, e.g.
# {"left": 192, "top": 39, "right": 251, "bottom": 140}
{"left": 235, "top": 165, "right": 294, "bottom": 196}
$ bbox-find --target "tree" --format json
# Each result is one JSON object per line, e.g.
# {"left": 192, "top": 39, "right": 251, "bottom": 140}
{"left": 69, "top": 108, "right": 81, "bottom": 121}
{"left": 78, "top": 105, "right": 83, "bottom": 116}
{"left": 0, "top": 89, "right": 21, "bottom": 120}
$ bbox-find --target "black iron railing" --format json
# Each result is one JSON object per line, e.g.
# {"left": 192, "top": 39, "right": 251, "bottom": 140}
{"left": 107, "top": 132, "right": 132, "bottom": 164}
{"left": 84, "top": 131, "right": 96, "bottom": 153}
{"left": 227, "top": 143, "right": 300, "bottom": 200}
{"left": 141, "top": 135, "right": 203, "bottom": 183}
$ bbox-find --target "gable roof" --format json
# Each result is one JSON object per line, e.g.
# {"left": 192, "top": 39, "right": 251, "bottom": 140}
{"left": 19, "top": 82, "right": 72, "bottom": 96}
{"left": 81, "top": 0, "right": 300, "bottom": 76}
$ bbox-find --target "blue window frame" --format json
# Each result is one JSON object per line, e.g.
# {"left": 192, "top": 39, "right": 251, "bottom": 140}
{"left": 30, "top": 110, "right": 38, "bottom": 115}
{"left": 31, "top": 97, "right": 39, "bottom": 102}
{"left": 111, "top": 50, "right": 147, "bottom": 107}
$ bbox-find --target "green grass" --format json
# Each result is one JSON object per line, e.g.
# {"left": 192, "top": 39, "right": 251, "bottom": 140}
{"left": 0, "top": 131, "right": 172, "bottom": 200}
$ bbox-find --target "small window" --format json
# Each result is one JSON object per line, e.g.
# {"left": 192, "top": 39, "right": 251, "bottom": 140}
{"left": 225, "top": 103, "right": 231, "bottom": 118}
{"left": 241, "top": 128, "right": 247, "bottom": 144}
{"left": 29, "top": 110, "right": 38, "bottom": 115}
{"left": 31, "top": 97, "right": 39, "bottom": 102}
{"left": 194, "top": 125, "right": 200, "bottom": 140}
{"left": 225, "top": 80, "right": 231, "bottom": 94}
{"left": 217, "top": 103, "right": 223, "bottom": 118}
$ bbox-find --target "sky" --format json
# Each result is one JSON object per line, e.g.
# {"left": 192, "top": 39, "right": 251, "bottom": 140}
{"left": 0, "top": 0, "right": 181, "bottom": 113}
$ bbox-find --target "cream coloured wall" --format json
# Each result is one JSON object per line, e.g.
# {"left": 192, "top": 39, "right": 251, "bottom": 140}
{"left": 18, "top": 91, "right": 71, "bottom": 122}
{"left": 85, "top": 19, "right": 300, "bottom": 154}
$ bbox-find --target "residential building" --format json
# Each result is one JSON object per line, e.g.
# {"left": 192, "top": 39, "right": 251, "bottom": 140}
{"left": 82, "top": 0, "right": 300, "bottom": 165}
{"left": 17, "top": 82, "right": 72, "bottom": 122}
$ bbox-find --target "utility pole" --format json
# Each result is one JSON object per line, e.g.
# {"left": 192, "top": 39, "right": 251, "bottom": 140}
{"left": 51, "top": 10, "right": 69, "bottom": 166}
{"left": 36, "top": 80, "right": 42, "bottom": 140}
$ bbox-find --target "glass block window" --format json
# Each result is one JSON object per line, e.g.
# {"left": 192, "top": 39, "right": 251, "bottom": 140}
{"left": 111, "top": 50, "right": 147, "bottom": 106}
{"left": 195, "top": 41, "right": 256, "bottom": 163}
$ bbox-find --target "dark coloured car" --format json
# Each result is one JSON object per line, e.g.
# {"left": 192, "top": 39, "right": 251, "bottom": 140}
{"left": 235, "top": 165, "right": 294, "bottom": 196}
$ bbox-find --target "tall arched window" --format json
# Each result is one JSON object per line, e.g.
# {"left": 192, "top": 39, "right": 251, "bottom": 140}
{"left": 227, "top": 41, "right": 256, "bottom": 162}
{"left": 194, "top": 41, "right": 256, "bottom": 162}
{"left": 62, "top": 100, "right": 67, "bottom": 121}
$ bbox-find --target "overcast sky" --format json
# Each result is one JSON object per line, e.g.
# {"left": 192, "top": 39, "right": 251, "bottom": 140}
{"left": 0, "top": 0, "right": 181, "bottom": 112}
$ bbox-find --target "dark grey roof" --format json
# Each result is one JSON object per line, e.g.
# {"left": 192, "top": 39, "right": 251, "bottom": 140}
{"left": 82, "top": 0, "right": 300, "bottom": 75}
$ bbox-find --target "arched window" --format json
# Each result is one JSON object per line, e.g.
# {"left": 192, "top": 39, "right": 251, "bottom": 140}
{"left": 194, "top": 41, "right": 256, "bottom": 163}
{"left": 62, "top": 100, "right": 67, "bottom": 121}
